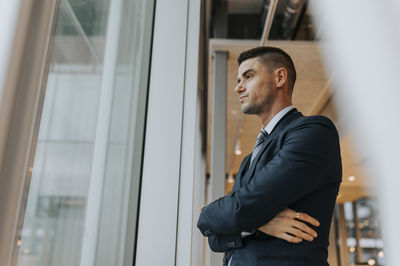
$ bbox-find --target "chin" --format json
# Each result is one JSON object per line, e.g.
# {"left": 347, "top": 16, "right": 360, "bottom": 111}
{"left": 241, "top": 105, "right": 248, "bottom": 113}
{"left": 241, "top": 105, "right": 254, "bottom": 115}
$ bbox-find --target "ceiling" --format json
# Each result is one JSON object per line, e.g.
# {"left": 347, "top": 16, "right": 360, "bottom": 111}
{"left": 226, "top": 0, "right": 264, "bottom": 14}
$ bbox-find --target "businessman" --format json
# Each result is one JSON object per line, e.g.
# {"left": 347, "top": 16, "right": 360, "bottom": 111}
{"left": 197, "top": 47, "right": 342, "bottom": 266}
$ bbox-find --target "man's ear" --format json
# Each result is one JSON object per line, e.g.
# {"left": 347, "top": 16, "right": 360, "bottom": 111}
{"left": 274, "top": 67, "right": 287, "bottom": 88}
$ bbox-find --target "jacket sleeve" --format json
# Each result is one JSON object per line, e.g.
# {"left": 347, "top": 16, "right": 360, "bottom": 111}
{"left": 203, "top": 156, "right": 249, "bottom": 252}
{"left": 197, "top": 118, "right": 341, "bottom": 236}
{"left": 207, "top": 233, "right": 243, "bottom": 252}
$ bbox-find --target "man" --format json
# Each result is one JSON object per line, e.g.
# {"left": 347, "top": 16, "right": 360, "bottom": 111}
{"left": 197, "top": 47, "right": 342, "bottom": 266}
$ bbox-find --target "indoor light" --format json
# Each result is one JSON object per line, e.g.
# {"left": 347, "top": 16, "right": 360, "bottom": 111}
{"left": 234, "top": 140, "right": 242, "bottom": 155}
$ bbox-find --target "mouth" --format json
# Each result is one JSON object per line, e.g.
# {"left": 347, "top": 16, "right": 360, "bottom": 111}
{"left": 239, "top": 95, "right": 247, "bottom": 103}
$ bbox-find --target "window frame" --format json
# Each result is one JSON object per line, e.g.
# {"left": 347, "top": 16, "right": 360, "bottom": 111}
{"left": 0, "top": 1, "right": 60, "bottom": 265}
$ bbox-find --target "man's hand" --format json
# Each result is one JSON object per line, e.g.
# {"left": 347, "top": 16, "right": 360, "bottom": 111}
{"left": 258, "top": 209, "right": 320, "bottom": 243}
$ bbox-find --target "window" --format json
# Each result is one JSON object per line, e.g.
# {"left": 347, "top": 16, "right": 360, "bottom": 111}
{"left": 14, "top": 0, "right": 154, "bottom": 265}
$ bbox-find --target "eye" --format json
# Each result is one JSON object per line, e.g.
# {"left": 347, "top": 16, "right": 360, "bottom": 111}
{"left": 246, "top": 73, "right": 253, "bottom": 79}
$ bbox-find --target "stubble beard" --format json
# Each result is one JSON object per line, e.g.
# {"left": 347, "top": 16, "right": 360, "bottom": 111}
{"left": 241, "top": 102, "right": 260, "bottom": 115}
{"left": 241, "top": 93, "right": 275, "bottom": 116}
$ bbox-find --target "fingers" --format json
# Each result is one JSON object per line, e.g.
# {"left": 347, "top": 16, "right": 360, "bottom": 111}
{"left": 287, "top": 227, "right": 314, "bottom": 242}
{"left": 294, "top": 211, "right": 320, "bottom": 227}
{"left": 260, "top": 209, "right": 320, "bottom": 244}
{"left": 279, "top": 233, "right": 303, "bottom": 243}
{"left": 293, "top": 220, "right": 318, "bottom": 238}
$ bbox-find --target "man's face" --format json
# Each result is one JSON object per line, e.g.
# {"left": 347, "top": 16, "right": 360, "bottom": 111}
{"left": 234, "top": 57, "right": 276, "bottom": 115}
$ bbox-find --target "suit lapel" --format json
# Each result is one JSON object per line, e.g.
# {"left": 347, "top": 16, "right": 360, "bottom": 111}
{"left": 241, "top": 109, "right": 301, "bottom": 185}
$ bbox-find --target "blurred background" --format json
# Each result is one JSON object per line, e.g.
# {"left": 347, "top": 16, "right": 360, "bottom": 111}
{"left": 0, "top": 0, "right": 398, "bottom": 266}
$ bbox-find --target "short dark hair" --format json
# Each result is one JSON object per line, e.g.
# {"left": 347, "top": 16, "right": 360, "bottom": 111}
{"left": 237, "top": 46, "right": 297, "bottom": 95}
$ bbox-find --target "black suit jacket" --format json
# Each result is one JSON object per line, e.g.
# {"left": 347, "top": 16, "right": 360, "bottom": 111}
{"left": 197, "top": 110, "right": 342, "bottom": 266}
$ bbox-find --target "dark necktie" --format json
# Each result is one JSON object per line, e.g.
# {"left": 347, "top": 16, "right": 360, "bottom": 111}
{"left": 250, "top": 128, "right": 268, "bottom": 166}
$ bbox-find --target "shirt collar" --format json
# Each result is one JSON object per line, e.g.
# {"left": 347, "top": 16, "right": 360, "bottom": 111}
{"left": 264, "top": 105, "right": 295, "bottom": 134}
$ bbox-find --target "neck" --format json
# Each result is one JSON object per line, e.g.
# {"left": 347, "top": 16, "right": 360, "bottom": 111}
{"left": 258, "top": 100, "right": 292, "bottom": 127}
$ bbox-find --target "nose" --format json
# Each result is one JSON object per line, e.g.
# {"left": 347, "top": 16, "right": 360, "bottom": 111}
{"left": 235, "top": 82, "right": 245, "bottom": 94}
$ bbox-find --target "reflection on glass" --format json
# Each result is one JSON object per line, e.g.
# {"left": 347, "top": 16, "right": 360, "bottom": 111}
{"left": 16, "top": 1, "right": 108, "bottom": 265}
{"left": 14, "top": 0, "right": 154, "bottom": 265}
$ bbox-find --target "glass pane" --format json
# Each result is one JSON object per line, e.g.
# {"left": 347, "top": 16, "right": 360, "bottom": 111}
{"left": 14, "top": 0, "right": 154, "bottom": 265}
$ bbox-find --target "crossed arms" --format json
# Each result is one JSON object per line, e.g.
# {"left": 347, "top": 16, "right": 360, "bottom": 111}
{"left": 197, "top": 118, "right": 340, "bottom": 251}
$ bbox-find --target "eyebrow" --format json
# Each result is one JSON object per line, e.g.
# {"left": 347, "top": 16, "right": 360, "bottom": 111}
{"left": 237, "top": 69, "right": 255, "bottom": 83}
